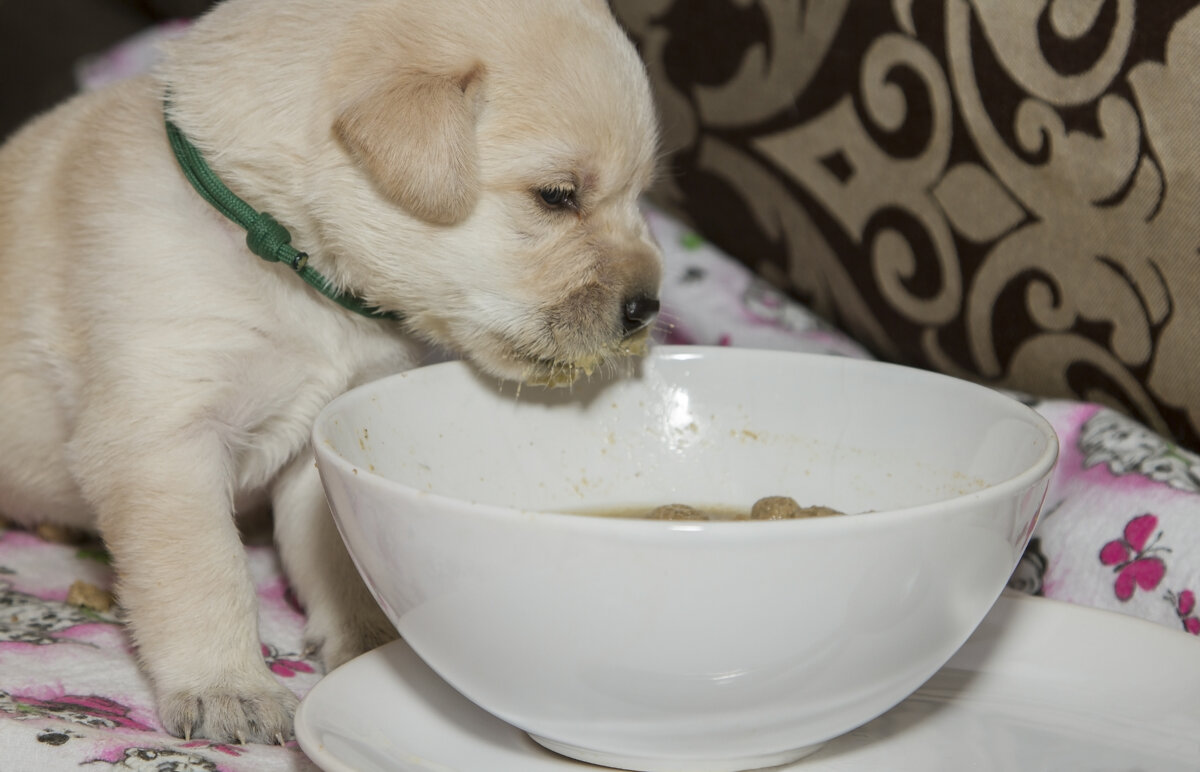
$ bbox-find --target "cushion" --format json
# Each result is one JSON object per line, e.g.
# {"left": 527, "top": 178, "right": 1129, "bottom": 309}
{"left": 611, "top": 0, "right": 1200, "bottom": 451}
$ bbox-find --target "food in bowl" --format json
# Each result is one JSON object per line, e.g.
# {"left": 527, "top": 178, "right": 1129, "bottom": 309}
{"left": 310, "top": 346, "right": 1058, "bottom": 772}
{"left": 578, "top": 497, "right": 845, "bottom": 521}
{"left": 749, "top": 495, "right": 841, "bottom": 520}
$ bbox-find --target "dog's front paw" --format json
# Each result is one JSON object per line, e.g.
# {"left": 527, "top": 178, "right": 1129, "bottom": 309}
{"left": 159, "top": 680, "right": 298, "bottom": 744}
{"left": 304, "top": 605, "right": 397, "bottom": 672}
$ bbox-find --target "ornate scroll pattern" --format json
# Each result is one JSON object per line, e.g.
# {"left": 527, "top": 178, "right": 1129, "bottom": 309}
{"left": 613, "top": 0, "right": 1200, "bottom": 449}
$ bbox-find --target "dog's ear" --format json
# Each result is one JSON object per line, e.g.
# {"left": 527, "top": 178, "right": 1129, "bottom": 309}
{"left": 335, "top": 65, "right": 484, "bottom": 226}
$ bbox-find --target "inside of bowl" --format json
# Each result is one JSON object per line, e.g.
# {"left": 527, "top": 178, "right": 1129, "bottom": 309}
{"left": 317, "top": 350, "right": 1054, "bottom": 516}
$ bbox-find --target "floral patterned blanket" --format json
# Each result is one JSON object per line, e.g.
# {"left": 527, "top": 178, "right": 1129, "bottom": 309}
{"left": 1, "top": 27, "right": 1197, "bottom": 772}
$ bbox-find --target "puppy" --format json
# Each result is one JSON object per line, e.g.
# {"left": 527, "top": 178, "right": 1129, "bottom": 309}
{"left": 0, "top": 0, "right": 660, "bottom": 743}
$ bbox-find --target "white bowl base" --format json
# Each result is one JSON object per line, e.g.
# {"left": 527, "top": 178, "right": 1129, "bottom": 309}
{"left": 529, "top": 733, "right": 825, "bottom": 772}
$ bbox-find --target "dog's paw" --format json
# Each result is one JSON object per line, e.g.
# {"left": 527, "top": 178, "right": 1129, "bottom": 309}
{"left": 304, "top": 607, "right": 397, "bottom": 672}
{"left": 159, "top": 680, "right": 298, "bottom": 744}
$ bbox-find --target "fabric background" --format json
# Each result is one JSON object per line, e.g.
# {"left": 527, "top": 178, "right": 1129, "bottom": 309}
{"left": 611, "top": 0, "right": 1200, "bottom": 451}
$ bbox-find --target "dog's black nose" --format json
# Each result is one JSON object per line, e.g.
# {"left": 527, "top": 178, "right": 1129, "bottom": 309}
{"left": 622, "top": 295, "right": 660, "bottom": 336}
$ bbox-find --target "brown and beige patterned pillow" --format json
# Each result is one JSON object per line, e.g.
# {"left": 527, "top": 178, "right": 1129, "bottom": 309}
{"left": 612, "top": 0, "right": 1200, "bottom": 450}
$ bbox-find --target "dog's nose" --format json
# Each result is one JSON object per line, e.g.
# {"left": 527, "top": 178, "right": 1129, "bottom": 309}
{"left": 622, "top": 295, "right": 660, "bottom": 336}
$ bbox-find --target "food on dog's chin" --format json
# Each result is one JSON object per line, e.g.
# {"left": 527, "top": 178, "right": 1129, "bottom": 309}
{"left": 588, "top": 497, "right": 844, "bottom": 521}
{"left": 523, "top": 329, "right": 652, "bottom": 388}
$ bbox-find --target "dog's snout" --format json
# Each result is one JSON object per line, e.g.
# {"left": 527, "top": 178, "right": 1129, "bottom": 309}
{"left": 622, "top": 295, "right": 660, "bottom": 336}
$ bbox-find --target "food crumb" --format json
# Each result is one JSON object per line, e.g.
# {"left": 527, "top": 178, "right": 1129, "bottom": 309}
{"left": 66, "top": 580, "right": 114, "bottom": 612}
{"left": 36, "top": 523, "right": 88, "bottom": 544}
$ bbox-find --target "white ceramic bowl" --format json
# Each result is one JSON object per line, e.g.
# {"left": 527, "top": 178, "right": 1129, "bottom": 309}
{"left": 311, "top": 347, "right": 1058, "bottom": 772}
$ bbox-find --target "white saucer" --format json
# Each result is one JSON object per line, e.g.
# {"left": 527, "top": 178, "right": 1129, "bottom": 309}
{"left": 295, "top": 593, "right": 1200, "bottom": 771}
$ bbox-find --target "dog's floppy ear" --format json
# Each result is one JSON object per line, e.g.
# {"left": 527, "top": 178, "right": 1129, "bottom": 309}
{"left": 335, "top": 65, "right": 484, "bottom": 226}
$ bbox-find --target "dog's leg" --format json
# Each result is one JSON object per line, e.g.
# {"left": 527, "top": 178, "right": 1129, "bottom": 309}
{"left": 272, "top": 451, "right": 397, "bottom": 671}
{"left": 83, "top": 435, "right": 297, "bottom": 744}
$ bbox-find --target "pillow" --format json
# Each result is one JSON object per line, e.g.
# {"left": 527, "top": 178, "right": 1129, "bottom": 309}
{"left": 612, "top": 0, "right": 1200, "bottom": 451}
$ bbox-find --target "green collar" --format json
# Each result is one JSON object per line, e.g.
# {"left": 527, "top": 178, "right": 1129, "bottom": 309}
{"left": 164, "top": 105, "right": 398, "bottom": 321}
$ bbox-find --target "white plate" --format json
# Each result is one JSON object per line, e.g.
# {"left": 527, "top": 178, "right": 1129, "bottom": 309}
{"left": 295, "top": 592, "right": 1200, "bottom": 772}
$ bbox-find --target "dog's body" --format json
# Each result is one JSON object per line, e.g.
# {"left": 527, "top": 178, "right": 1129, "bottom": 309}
{"left": 0, "top": 0, "right": 660, "bottom": 743}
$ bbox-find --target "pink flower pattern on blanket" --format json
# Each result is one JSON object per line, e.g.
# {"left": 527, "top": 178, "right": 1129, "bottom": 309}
{"left": 1166, "top": 590, "right": 1200, "bottom": 635}
{"left": 180, "top": 739, "right": 249, "bottom": 758}
{"left": 89, "top": 745, "right": 226, "bottom": 771}
{"left": 1095, "top": 513, "right": 1199, "bottom": 634}
{"left": 1099, "top": 514, "right": 1170, "bottom": 601}
{"left": 0, "top": 690, "right": 152, "bottom": 731}
{"left": 1079, "top": 409, "right": 1200, "bottom": 492}
{"left": 261, "top": 644, "right": 314, "bottom": 678}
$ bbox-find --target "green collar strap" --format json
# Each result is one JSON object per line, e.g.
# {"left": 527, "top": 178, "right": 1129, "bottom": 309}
{"left": 163, "top": 105, "right": 398, "bottom": 321}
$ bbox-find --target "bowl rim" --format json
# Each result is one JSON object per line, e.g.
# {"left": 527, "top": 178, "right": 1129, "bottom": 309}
{"left": 312, "top": 346, "right": 1060, "bottom": 534}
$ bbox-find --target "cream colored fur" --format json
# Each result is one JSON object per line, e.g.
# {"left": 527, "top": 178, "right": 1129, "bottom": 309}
{"left": 0, "top": 0, "right": 660, "bottom": 744}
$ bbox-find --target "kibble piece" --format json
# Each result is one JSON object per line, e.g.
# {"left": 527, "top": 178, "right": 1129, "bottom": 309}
{"left": 36, "top": 523, "right": 88, "bottom": 544}
{"left": 66, "top": 580, "right": 115, "bottom": 612}
{"left": 751, "top": 496, "right": 842, "bottom": 520}
{"left": 750, "top": 496, "right": 803, "bottom": 520}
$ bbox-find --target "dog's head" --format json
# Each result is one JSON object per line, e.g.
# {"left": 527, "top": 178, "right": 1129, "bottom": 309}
{"left": 322, "top": 0, "right": 662, "bottom": 385}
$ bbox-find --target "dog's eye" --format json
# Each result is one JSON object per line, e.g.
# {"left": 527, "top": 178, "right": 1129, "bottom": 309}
{"left": 537, "top": 186, "right": 576, "bottom": 210}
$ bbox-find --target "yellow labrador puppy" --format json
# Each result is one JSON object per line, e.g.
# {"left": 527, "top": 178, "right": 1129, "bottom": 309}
{"left": 0, "top": 0, "right": 660, "bottom": 744}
